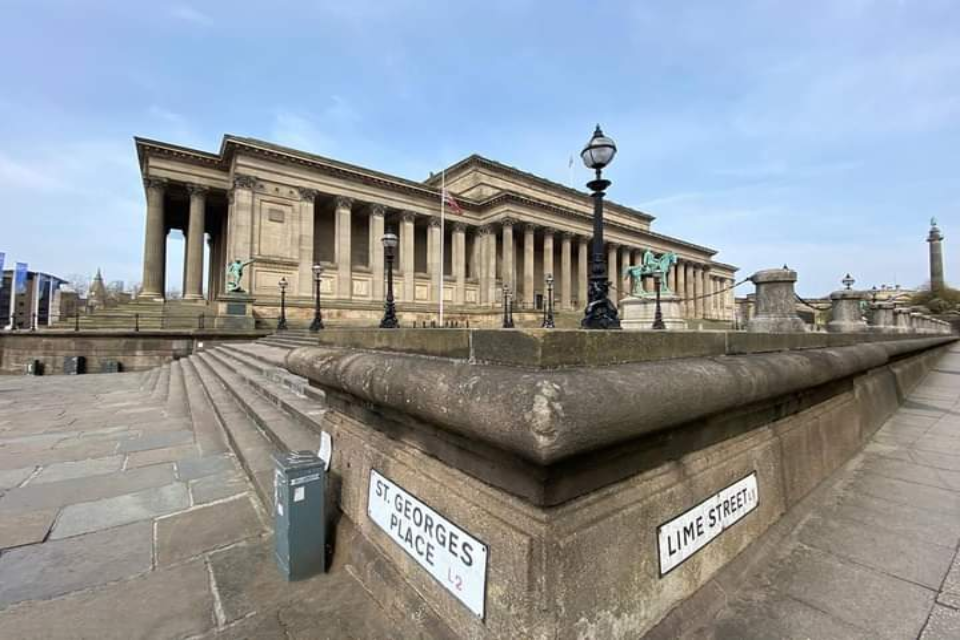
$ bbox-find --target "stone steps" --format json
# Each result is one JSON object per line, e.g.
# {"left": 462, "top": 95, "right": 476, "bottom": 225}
{"left": 150, "top": 365, "right": 170, "bottom": 404}
{"left": 188, "top": 354, "right": 278, "bottom": 505}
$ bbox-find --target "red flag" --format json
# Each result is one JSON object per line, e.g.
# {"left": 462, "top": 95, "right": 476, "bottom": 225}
{"left": 443, "top": 189, "right": 463, "bottom": 215}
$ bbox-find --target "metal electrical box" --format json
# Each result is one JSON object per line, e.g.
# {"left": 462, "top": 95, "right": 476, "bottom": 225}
{"left": 100, "top": 360, "right": 122, "bottom": 373}
{"left": 273, "top": 450, "right": 326, "bottom": 581}
{"left": 64, "top": 356, "right": 86, "bottom": 375}
{"left": 25, "top": 360, "right": 43, "bottom": 376}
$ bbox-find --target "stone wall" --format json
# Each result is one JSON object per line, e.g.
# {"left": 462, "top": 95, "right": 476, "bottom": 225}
{"left": 284, "top": 330, "right": 955, "bottom": 640}
{"left": 0, "top": 330, "right": 267, "bottom": 375}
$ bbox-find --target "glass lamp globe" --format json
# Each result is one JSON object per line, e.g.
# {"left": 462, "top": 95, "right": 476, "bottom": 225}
{"left": 382, "top": 232, "right": 399, "bottom": 249}
{"left": 580, "top": 124, "right": 617, "bottom": 170}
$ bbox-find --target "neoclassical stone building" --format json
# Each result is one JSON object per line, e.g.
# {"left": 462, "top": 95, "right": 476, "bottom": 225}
{"left": 135, "top": 135, "right": 737, "bottom": 325}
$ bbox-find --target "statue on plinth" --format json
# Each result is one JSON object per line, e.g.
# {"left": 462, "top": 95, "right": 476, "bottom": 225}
{"left": 624, "top": 250, "right": 677, "bottom": 297}
{"left": 226, "top": 258, "right": 255, "bottom": 294}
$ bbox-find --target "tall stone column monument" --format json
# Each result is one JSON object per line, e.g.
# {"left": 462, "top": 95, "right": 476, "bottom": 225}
{"left": 928, "top": 217, "right": 945, "bottom": 293}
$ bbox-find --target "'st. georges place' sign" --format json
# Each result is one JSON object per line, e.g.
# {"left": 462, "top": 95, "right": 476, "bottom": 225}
{"left": 367, "top": 470, "right": 488, "bottom": 618}
{"left": 657, "top": 472, "right": 759, "bottom": 575}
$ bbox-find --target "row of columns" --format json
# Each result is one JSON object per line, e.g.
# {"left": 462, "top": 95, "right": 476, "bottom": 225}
{"left": 140, "top": 174, "right": 735, "bottom": 320}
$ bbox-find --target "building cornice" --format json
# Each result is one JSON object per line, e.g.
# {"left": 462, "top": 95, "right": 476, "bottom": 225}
{"left": 425, "top": 153, "right": 655, "bottom": 223}
{"left": 133, "top": 135, "right": 733, "bottom": 269}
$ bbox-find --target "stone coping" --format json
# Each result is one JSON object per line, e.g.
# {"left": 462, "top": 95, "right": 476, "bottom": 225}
{"left": 0, "top": 330, "right": 269, "bottom": 338}
{"left": 308, "top": 328, "right": 952, "bottom": 368}
{"left": 286, "top": 335, "right": 957, "bottom": 467}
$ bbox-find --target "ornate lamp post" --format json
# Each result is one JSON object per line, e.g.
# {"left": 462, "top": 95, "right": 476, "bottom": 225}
{"left": 502, "top": 285, "right": 515, "bottom": 328}
{"left": 380, "top": 231, "right": 399, "bottom": 329}
{"left": 842, "top": 273, "right": 855, "bottom": 290}
{"left": 652, "top": 273, "right": 666, "bottom": 330}
{"left": 542, "top": 274, "right": 556, "bottom": 329}
{"left": 277, "top": 277, "right": 288, "bottom": 331}
{"left": 580, "top": 125, "right": 621, "bottom": 330}
{"left": 309, "top": 264, "right": 324, "bottom": 332}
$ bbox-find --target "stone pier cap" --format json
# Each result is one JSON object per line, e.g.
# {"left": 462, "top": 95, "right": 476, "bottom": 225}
{"left": 285, "top": 329, "right": 956, "bottom": 467}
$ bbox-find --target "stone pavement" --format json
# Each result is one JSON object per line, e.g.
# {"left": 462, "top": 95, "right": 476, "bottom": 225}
{"left": 666, "top": 344, "right": 960, "bottom": 640}
{"left": 0, "top": 366, "right": 416, "bottom": 640}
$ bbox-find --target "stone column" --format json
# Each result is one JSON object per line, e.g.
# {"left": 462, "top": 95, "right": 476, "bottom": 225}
{"left": 400, "top": 212, "right": 416, "bottom": 303}
{"left": 746, "top": 268, "right": 807, "bottom": 332}
{"left": 543, "top": 230, "right": 555, "bottom": 284}
{"left": 477, "top": 226, "right": 491, "bottom": 305}
{"left": 560, "top": 233, "right": 573, "bottom": 310}
{"left": 619, "top": 245, "right": 631, "bottom": 302}
{"left": 183, "top": 184, "right": 208, "bottom": 300}
{"left": 928, "top": 219, "right": 945, "bottom": 294}
{"left": 334, "top": 196, "right": 353, "bottom": 300}
{"left": 369, "top": 204, "right": 385, "bottom": 302}
{"left": 453, "top": 223, "right": 466, "bottom": 305}
{"left": 690, "top": 264, "right": 700, "bottom": 318}
{"left": 683, "top": 262, "right": 694, "bottom": 317}
{"left": 827, "top": 289, "right": 868, "bottom": 333}
{"left": 428, "top": 218, "right": 442, "bottom": 302}
{"left": 298, "top": 188, "right": 318, "bottom": 299}
{"left": 487, "top": 225, "right": 499, "bottom": 306}
{"left": 501, "top": 219, "right": 515, "bottom": 296}
{"left": 607, "top": 243, "right": 619, "bottom": 306}
{"left": 578, "top": 237, "right": 589, "bottom": 308}
{"left": 701, "top": 268, "right": 711, "bottom": 319}
{"left": 677, "top": 260, "right": 687, "bottom": 315}
{"left": 523, "top": 224, "right": 536, "bottom": 309}
{"left": 141, "top": 177, "right": 167, "bottom": 300}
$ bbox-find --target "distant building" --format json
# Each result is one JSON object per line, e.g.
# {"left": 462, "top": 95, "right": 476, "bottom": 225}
{"left": 0, "top": 268, "right": 68, "bottom": 330}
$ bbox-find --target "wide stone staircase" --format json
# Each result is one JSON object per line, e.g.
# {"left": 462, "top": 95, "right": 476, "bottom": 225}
{"left": 56, "top": 299, "right": 213, "bottom": 331}
{"left": 139, "top": 335, "right": 327, "bottom": 507}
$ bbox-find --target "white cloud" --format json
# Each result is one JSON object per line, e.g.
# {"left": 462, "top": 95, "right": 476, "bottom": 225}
{"left": 169, "top": 5, "right": 213, "bottom": 26}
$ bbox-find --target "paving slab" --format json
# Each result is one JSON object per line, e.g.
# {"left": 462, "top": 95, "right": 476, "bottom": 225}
{"left": 50, "top": 482, "right": 190, "bottom": 539}
{"left": 776, "top": 545, "right": 935, "bottom": 639}
{"left": 156, "top": 496, "right": 263, "bottom": 566}
{"left": 0, "top": 559, "right": 215, "bottom": 639}
{"left": 31, "top": 454, "right": 124, "bottom": 485}
{"left": 118, "top": 429, "right": 194, "bottom": 453}
{"left": 701, "top": 593, "right": 874, "bottom": 640}
{"left": 798, "top": 511, "right": 953, "bottom": 589}
{"left": 0, "top": 463, "right": 176, "bottom": 514}
{"left": 177, "top": 453, "right": 235, "bottom": 481}
{"left": 125, "top": 443, "right": 198, "bottom": 469}
{"left": 920, "top": 604, "right": 960, "bottom": 640}
{"left": 0, "top": 521, "right": 152, "bottom": 607}
{"left": 0, "top": 466, "right": 34, "bottom": 491}
{"left": 0, "top": 509, "right": 57, "bottom": 550}
{"left": 207, "top": 539, "right": 324, "bottom": 624}
{"left": 190, "top": 469, "right": 248, "bottom": 504}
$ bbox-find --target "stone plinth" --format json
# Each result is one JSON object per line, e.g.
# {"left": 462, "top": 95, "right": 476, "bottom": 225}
{"left": 869, "top": 302, "right": 897, "bottom": 334}
{"left": 894, "top": 308, "right": 912, "bottom": 333}
{"left": 284, "top": 329, "right": 956, "bottom": 640}
{"left": 746, "top": 268, "right": 807, "bottom": 333}
{"left": 620, "top": 294, "right": 686, "bottom": 330}
{"left": 213, "top": 293, "right": 255, "bottom": 330}
{"left": 827, "top": 290, "right": 868, "bottom": 333}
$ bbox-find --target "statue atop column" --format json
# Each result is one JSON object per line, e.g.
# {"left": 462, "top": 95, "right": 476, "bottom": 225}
{"left": 226, "top": 258, "right": 255, "bottom": 294}
{"left": 927, "top": 217, "right": 945, "bottom": 293}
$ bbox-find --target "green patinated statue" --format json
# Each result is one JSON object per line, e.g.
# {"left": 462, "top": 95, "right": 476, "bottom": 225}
{"left": 624, "top": 250, "right": 678, "bottom": 297}
{"left": 226, "top": 258, "right": 255, "bottom": 294}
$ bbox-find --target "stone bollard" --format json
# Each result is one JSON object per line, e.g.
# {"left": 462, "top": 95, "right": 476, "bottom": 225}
{"left": 893, "top": 308, "right": 910, "bottom": 333}
{"left": 745, "top": 268, "right": 807, "bottom": 333}
{"left": 869, "top": 302, "right": 897, "bottom": 334}
{"left": 910, "top": 312, "right": 924, "bottom": 334}
{"left": 827, "top": 289, "right": 868, "bottom": 333}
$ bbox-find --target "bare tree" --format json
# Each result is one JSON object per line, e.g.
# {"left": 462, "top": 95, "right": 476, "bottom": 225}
{"left": 63, "top": 273, "right": 90, "bottom": 297}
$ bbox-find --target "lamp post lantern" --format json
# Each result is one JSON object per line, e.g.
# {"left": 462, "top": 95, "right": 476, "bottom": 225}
{"left": 542, "top": 274, "right": 556, "bottom": 329}
{"left": 277, "top": 277, "right": 288, "bottom": 331}
{"left": 580, "top": 125, "right": 621, "bottom": 330}
{"left": 652, "top": 273, "right": 666, "bottom": 330}
{"left": 309, "top": 264, "right": 324, "bottom": 332}
{"left": 842, "top": 273, "right": 855, "bottom": 290}
{"left": 380, "top": 231, "right": 399, "bottom": 329}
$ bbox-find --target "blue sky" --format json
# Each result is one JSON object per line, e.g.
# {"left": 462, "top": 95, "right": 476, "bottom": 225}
{"left": 1, "top": 0, "right": 957, "bottom": 296}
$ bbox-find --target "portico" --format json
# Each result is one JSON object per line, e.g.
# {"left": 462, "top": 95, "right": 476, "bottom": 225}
{"left": 134, "top": 136, "right": 738, "bottom": 325}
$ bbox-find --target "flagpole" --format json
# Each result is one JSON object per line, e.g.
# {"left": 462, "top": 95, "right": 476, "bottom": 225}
{"left": 439, "top": 170, "right": 445, "bottom": 327}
